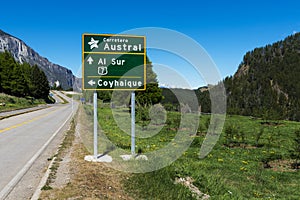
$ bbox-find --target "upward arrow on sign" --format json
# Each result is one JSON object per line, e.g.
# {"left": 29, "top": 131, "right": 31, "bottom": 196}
{"left": 87, "top": 56, "right": 94, "bottom": 65}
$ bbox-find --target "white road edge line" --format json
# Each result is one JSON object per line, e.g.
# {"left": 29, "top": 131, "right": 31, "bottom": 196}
{"left": 30, "top": 157, "right": 56, "bottom": 200}
{"left": 0, "top": 106, "right": 74, "bottom": 200}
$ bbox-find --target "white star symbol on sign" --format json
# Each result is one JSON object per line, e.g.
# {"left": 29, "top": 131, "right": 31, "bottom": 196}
{"left": 88, "top": 37, "right": 99, "bottom": 49}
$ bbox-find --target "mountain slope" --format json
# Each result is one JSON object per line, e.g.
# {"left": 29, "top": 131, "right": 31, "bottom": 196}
{"left": 225, "top": 32, "right": 300, "bottom": 120}
{"left": 0, "top": 29, "right": 75, "bottom": 90}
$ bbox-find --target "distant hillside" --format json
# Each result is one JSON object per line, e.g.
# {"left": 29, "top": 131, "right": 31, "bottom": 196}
{"left": 0, "top": 29, "right": 80, "bottom": 90}
{"left": 161, "top": 87, "right": 211, "bottom": 113}
{"left": 224, "top": 32, "right": 300, "bottom": 120}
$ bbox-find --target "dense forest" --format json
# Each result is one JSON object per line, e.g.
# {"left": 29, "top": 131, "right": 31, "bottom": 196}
{"left": 160, "top": 87, "right": 211, "bottom": 113}
{"left": 0, "top": 51, "right": 50, "bottom": 100}
{"left": 224, "top": 32, "right": 300, "bottom": 121}
{"left": 160, "top": 32, "right": 300, "bottom": 121}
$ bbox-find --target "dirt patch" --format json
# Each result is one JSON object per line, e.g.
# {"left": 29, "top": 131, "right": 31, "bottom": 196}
{"left": 39, "top": 142, "right": 133, "bottom": 199}
{"left": 268, "top": 159, "right": 298, "bottom": 172}
{"left": 260, "top": 121, "right": 284, "bottom": 126}
{"left": 51, "top": 146, "right": 73, "bottom": 188}
{"left": 223, "top": 144, "right": 260, "bottom": 149}
{"left": 39, "top": 105, "right": 133, "bottom": 199}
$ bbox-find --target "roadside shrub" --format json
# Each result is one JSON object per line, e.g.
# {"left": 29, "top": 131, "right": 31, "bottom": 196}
{"left": 291, "top": 129, "right": 300, "bottom": 169}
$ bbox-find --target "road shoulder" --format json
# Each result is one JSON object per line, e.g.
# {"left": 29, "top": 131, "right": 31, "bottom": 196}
{"left": 4, "top": 109, "right": 72, "bottom": 200}
{"left": 0, "top": 105, "right": 49, "bottom": 120}
{"left": 38, "top": 105, "right": 133, "bottom": 199}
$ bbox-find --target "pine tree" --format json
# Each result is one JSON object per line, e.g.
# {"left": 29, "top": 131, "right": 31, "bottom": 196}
{"left": 29, "top": 65, "right": 50, "bottom": 99}
{"left": 0, "top": 52, "right": 50, "bottom": 100}
{"left": 135, "top": 58, "right": 162, "bottom": 106}
{"left": 10, "top": 64, "right": 29, "bottom": 97}
{"left": 0, "top": 51, "right": 17, "bottom": 94}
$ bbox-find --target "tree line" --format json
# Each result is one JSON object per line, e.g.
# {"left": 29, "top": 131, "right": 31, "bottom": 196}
{"left": 159, "top": 32, "right": 300, "bottom": 121}
{"left": 0, "top": 51, "right": 50, "bottom": 100}
{"left": 223, "top": 32, "right": 300, "bottom": 121}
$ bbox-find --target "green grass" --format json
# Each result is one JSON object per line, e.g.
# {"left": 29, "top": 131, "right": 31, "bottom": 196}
{"left": 0, "top": 93, "right": 46, "bottom": 112}
{"left": 60, "top": 91, "right": 72, "bottom": 99}
{"left": 66, "top": 94, "right": 72, "bottom": 98}
{"left": 84, "top": 105, "right": 300, "bottom": 199}
{"left": 56, "top": 94, "right": 69, "bottom": 104}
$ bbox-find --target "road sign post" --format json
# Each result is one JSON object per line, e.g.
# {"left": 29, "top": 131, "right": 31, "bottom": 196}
{"left": 131, "top": 92, "right": 135, "bottom": 155}
{"left": 93, "top": 91, "right": 98, "bottom": 158}
{"left": 82, "top": 34, "right": 146, "bottom": 159}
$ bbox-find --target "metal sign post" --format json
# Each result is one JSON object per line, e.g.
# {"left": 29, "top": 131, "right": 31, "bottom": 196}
{"left": 131, "top": 92, "right": 136, "bottom": 155}
{"left": 93, "top": 91, "right": 98, "bottom": 158}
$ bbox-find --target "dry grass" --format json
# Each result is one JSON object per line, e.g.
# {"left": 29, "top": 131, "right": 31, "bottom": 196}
{"left": 39, "top": 105, "right": 133, "bottom": 200}
{"left": 40, "top": 143, "right": 133, "bottom": 199}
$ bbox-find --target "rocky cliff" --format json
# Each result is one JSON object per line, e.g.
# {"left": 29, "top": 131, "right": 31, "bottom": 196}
{"left": 0, "top": 29, "right": 78, "bottom": 90}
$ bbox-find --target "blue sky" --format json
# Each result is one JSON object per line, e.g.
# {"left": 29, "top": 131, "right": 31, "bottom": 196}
{"left": 1, "top": 0, "right": 300, "bottom": 88}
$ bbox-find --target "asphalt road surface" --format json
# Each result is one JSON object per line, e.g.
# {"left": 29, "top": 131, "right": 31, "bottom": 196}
{"left": 0, "top": 92, "right": 77, "bottom": 199}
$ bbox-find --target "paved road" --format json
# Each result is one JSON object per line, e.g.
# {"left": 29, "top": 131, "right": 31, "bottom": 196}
{"left": 0, "top": 92, "right": 78, "bottom": 199}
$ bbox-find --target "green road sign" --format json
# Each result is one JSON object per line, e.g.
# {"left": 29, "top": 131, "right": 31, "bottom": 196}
{"left": 82, "top": 34, "right": 146, "bottom": 90}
